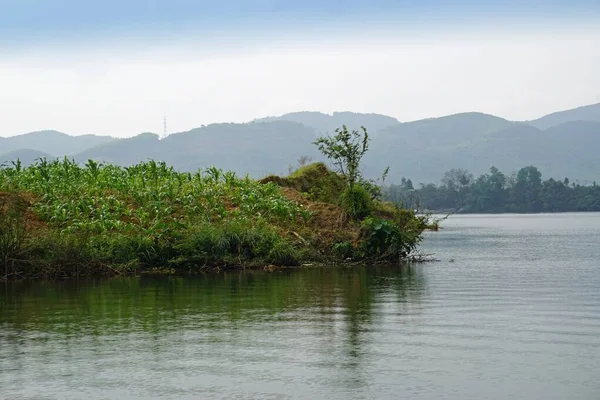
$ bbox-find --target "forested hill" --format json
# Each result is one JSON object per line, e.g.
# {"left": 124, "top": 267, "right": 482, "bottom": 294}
{"left": 1, "top": 103, "right": 599, "bottom": 183}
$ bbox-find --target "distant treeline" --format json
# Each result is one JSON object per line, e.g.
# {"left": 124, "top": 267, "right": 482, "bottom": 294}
{"left": 383, "top": 166, "right": 600, "bottom": 213}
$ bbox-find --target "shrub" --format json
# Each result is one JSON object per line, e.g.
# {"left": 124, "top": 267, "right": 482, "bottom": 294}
{"left": 339, "top": 185, "right": 373, "bottom": 220}
{"left": 172, "top": 221, "right": 300, "bottom": 267}
{"left": 358, "top": 216, "right": 422, "bottom": 262}
{"left": 359, "top": 179, "right": 383, "bottom": 200}
{"left": 332, "top": 241, "right": 356, "bottom": 259}
{"left": 267, "top": 240, "right": 299, "bottom": 266}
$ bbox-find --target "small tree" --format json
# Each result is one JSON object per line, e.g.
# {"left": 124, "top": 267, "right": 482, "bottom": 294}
{"left": 313, "top": 125, "right": 374, "bottom": 219}
{"left": 313, "top": 125, "right": 369, "bottom": 190}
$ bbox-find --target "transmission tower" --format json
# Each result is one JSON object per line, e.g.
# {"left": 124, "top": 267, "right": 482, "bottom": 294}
{"left": 163, "top": 116, "right": 167, "bottom": 139}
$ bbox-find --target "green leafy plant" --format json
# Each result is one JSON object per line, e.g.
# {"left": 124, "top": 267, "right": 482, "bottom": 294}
{"left": 358, "top": 216, "right": 422, "bottom": 262}
{"left": 313, "top": 124, "right": 369, "bottom": 191}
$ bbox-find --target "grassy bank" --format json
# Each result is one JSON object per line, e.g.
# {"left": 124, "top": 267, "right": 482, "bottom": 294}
{"left": 0, "top": 158, "right": 436, "bottom": 280}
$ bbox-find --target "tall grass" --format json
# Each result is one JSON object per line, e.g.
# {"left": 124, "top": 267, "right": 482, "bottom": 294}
{"left": 339, "top": 185, "right": 373, "bottom": 220}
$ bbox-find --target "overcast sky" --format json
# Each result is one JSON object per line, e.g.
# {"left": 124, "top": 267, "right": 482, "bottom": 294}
{"left": 1, "top": 1, "right": 599, "bottom": 138}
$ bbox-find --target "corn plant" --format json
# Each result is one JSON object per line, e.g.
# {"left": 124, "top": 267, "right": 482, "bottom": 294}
{"left": 0, "top": 159, "right": 312, "bottom": 242}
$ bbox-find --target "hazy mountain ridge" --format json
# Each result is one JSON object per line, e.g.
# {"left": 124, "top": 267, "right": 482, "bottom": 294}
{"left": 0, "top": 149, "right": 55, "bottom": 166}
{"left": 1, "top": 103, "right": 599, "bottom": 183}
{"left": 73, "top": 132, "right": 163, "bottom": 165}
{"left": 71, "top": 122, "right": 321, "bottom": 178}
{"left": 526, "top": 103, "right": 600, "bottom": 130}
{"left": 0, "top": 130, "right": 115, "bottom": 156}
{"left": 253, "top": 111, "right": 401, "bottom": 136}
{"left": 376, "top": 112, "right": 514, "bottom": 150}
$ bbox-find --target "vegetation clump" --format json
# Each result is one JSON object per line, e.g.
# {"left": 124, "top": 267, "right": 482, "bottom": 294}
{"left": 260, "top": 162, "right": 345, "bottom": 204}
{"left": 339, "top": 185, "right": 373, "bottom": 220}
{"left": 0, "top": 126, "right": 436, "bottom": 280}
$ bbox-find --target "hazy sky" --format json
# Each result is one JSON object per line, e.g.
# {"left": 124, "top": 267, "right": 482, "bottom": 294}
{"left": 1, "top": 1, "right": 600, "bottom": 138}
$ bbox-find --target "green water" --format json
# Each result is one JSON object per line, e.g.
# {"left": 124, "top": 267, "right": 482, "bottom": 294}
{"left": 1, "top": 213, "right": 600, "bottom": 399}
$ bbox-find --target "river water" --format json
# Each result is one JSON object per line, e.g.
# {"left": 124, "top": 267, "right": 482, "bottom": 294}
{"left": 1, "top": 213, "right": 600, "bottom": 399}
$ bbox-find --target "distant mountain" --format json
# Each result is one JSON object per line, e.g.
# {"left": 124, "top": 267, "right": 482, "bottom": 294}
{"left": 74, "top": 132, "right": 162, "bottom": 165}
{"left": 164, "top": 121, "right": 320, "bottom": 176}
{"left": 0, "top": 130, "right": 114, "bottom": 156}
{"left": 74, "top": 122, "right": 320, "bottom": 177}
{"left": 360, "top": 112, "right": 513, "bottom": 181}
{"left": 365, "top": 119, "right": 600, "bottom": 183}
{"left": 375, "top": 112, "right": 512, "bottom": 149}
{"left": 1, "top": 104, "right": 599, "bottom": 184}
{"left": 450, "top": 121, "right": 600, "bottom": 182}
{"left": 0, "top": 149, "right": 55, "bottom": 166}
{"left": 254, "top": 111, "right": 400, "bottom": 136}
{"left": 527, "top": 103, "right": 600, "bottom": 130}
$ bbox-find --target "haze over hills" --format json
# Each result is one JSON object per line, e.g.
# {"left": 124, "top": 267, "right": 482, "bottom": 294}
{"left": 0, "top": 149, "right": 55, "bottom": 167}
{"left": 0, "top": 130, "right": 115, "bottom": 157}
{"left": 254, "top": 111, "right": 401, "bottom": 136}
{"left": 526, "top": 103, "right": 600, "bottom": 130}
{"left": 74, "top": 132, "right": 163, "bottom": 166}
{"left": 1, "top": 103, "right": 599, "bottom": 184}
{"left": 366, "top": 118, "right": 600, "bottom": 183}
{"left": 69, "top": 122, "right": 321, "bottom": 178}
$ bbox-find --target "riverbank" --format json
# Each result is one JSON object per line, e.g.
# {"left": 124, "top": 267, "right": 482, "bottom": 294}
{"left": 1, "top": 159, "right": 436, "bottom": 280}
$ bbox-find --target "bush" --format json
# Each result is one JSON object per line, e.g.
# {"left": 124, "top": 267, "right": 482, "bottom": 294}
{"left": 267, "top": 240, "right": 299, "bottom": 266}
{"left": 172, "top": 221, "right": 300, "bottom": 267}
{"left": 332, "top": 241, "right": 356, "bottom": 259}
{"left": 358, "top": 216, "right": 422, "bottom": 262}
{"left": 339, "top": 185, "right": 373, "bottom": 220}
{"left": 359, "top": 179, "right": 383, "bottom": 200}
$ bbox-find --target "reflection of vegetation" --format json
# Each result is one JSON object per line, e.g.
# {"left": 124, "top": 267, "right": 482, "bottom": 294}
{"left": 1, "top": 267, "right": 427, "bottom": 338}
{"left": 339, "top": 266, "right": 427, "bottom": 355}
{"left": 0, "top": 267, "right": 428, "bottom": 394}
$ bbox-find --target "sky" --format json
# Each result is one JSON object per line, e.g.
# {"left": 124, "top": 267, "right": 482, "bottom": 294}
{"left": 1, "top": 0, "right": 600, "bottom": 138}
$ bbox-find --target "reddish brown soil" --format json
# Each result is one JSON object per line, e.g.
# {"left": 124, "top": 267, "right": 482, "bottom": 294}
{"left": 278, "top": 187, "right": 358, "bottom": 249}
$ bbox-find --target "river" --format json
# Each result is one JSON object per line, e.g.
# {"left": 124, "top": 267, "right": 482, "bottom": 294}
{"left": 1, "top": 213, "right": 600, "bottom": 399}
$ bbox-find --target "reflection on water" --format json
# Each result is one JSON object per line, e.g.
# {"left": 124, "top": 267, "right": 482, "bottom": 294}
{"left": 2, "top": 213, "right": 600, "bottom": 399}
{"left": 1, "top": 267, "right": 427, "bottom": 399}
